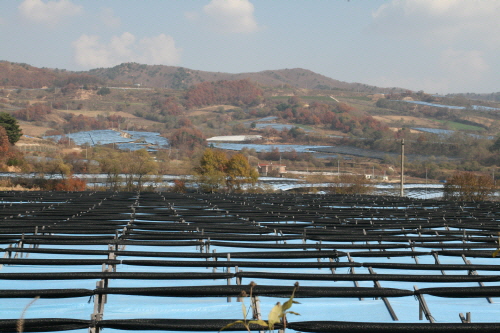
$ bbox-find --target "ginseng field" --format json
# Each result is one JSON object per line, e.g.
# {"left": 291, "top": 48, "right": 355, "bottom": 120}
{"left": 2, "top": 191, "right": 500, "bottom": 332}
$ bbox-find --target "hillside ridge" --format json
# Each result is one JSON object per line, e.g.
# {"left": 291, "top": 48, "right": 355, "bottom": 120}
{"left": 0, "top": 60, "right": 400, "bottom": 93}
{"left": 87, "top": 63, "right": 399, "bottom": 93}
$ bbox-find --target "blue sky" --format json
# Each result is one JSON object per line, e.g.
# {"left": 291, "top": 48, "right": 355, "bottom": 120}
{"left": 1, "top": 0, "right": 499, "bottom": 94}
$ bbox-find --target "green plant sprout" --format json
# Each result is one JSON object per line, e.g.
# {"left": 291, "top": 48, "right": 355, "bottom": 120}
{"left": 219, "top": 282, "right": 300, "bottom": 333}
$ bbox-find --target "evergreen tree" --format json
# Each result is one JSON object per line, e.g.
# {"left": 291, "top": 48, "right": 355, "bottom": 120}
{"left": 0, "top": 112, "right": 22, "bottom": 144}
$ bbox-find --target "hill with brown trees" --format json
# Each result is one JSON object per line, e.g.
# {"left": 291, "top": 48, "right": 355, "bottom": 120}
{"left": 87, "top": 62, "right": 398, "bottom": 93}
{"left": 0, "top": 61, "right": 104, "bottom": 89}
{"left": 0, "top": 61, "right": 404, "bottom": 93}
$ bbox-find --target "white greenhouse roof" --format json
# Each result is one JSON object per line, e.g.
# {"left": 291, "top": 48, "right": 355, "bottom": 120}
{"left": 207, "top": 135, "right": 262, "bottom": 142}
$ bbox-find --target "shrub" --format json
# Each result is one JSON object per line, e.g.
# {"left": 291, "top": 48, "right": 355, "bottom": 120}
{"left": 172, "top": 179, "right": 187, "bottom": 193}
{"left": 54, "top": 177, "right": 87, "bottom": 191}
{"left": 443, "top": 172, "right": 495, "bottom": 201}
{"left": 97, "top": 87, "right": 111, "bottom": 96}
{"left": 327, "top": 174, "right": 374, "bottom": 195}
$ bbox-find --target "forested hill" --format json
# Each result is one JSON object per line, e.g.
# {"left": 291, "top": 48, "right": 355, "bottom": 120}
{"left": 0, "top": 61, "right": 103, "bottom": 89}
{"left": 87, "top": 63, "right": 395, "bottom": 92}
{"left": 0, "top": 60, "right": 398, "bottom": 93}
{"left": 0, "top": 61, "right": 60, "bottom": 88}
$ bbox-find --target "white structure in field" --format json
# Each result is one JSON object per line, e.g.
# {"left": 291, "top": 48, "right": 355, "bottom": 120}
{"left": 206, "top": 135, "right": 262, "bottom": 142}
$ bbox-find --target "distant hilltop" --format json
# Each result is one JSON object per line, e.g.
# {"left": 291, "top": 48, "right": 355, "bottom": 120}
{"left": 87, "top": 62, "right": 398, "bottom": 93}
{"left": 0, "top": 60, "right": 402, "bottom": 93}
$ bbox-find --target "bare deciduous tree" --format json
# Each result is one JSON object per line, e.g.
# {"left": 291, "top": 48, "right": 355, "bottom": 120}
{"left": 443, "top": 172, "right": 495, "bottom": 201}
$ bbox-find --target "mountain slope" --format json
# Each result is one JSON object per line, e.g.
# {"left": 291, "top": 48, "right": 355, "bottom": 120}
{"left": 0, "top": 61, "right": 59, "bottom": 88}
{"left": 0, "top": 60, "right": 402, "bottom": 93}
{"left": 87, "top": 62, "right": 400, "bottom": 93}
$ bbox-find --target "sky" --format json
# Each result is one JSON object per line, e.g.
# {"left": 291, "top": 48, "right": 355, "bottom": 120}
{"left": 1, "top": 0, "right": 499, "bottom": 94}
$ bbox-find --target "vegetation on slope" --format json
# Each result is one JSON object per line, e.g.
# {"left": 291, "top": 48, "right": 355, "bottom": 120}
{"left": 1, "top": 61, "right": 500, "bottom": 193}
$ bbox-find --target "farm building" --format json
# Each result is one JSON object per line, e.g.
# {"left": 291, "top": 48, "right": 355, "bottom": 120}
{"left": 258, "top": 163, "right": 286, "bottom": 176}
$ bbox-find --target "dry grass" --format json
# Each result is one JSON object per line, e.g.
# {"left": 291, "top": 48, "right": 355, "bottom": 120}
{"left": 18, "top": 110, "right": 164, "bottom": 137}
{"left": 388, "top": 127, "right": 422, "bottom": 133}
{"left": 58, "top": 110, "right": 162, "bottom": 128}
{"left": 372, "top": 115, "right": 438, "bottom": 128}
{"left": 188, "top": 105, "right": 234, "bottom": 116}
{"left": 18, "top": 122, "right": 54, "bottom": 137}
{"left": 462, "top": 115, "right": 495, "bottom": 128}
{"left": 0, "top": 179, "right": 39, "bottom": 191}
{"left": 17, "top": 296, "right": 40, "bottom": 333}
{"left": 59, "top": 110, "right": 136, "bottom": 118}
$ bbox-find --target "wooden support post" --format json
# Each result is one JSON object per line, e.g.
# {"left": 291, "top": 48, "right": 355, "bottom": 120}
{"left": 6, "top": 244, "right": 12, "bottom": 259}
{"left": 108, "top": 252, "right": 116, "bottom": 273}
{"left": 114, "top": 230, "right": 119, "bottom": 252}
{"left": 27, "top": 227, "right": 38, "bottom": 257}
{"left": 20, "top": 234, "right": 25, "bottom": 259}
{"left": 379, "top": 240, "right": 390, "bottom": 259}
{"left": 235, "top": 266, "right": 243, "bottom": 302}
{"left": 213, "top": 249, "right": 217, "bottom": 274}
{"left": 251, "top": 295, "right": 265, "bottom": 333}
{"left": 461, "top": 254, "right": 493, "bottom": 304}
{"left": 346, "top": 252, "right": 363, "bottom": 301}
{"left": 410, "top": 241, "right": 419, "bottom": 264}
{"left": 329, "top": 258, "right": 335, "bottom": 274}
{"left": 41, "top": 226, "right": 45, "bottom": 244}
{"left": 90, "top": 280, "right": 105, "bottom": 333}
{"left": 227, "top": 253, "right": 231, "bottom": 303}
{"left": 0, "top": 245, "right": 10, "bottom": 270}
{"left": 14, "top": 238, "right": 23, "bottom": 259}
{"left": 97, "top": 278, "right": 105, "bottom": 314}
{"left": 119, "top": 224, "right": 129, "bottom": 251}
{"left": 435, "top": 231, "right": 445, "bottom": 251}
{"left": 204, "top": 242, "right": 209, "bottom": 269}
{"left": 101, "top": 263, "right": 108, "bottom": 305}
{"left": 432, "top": 252, "right": 446, "bottom": 275}
{"left": 459, "top": 312, "right": 471, "bottom": 323}
{"left": 368, "top": 267, "right": 398, "bottom": 321}
{"left": 414, "top": 286, "right": 435, "bottom": 323}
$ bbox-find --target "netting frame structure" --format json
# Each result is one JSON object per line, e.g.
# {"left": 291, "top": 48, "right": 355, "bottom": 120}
{"left": 2, "top": 191, "right": 500, "bottom": 332}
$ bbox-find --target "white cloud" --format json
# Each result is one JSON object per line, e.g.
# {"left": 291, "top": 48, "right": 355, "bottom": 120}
{"left": 368, "top": 0, "right": 499, "bottom": 93}
{"left": 72, "top": 33, "right": 182, "bottom": 69}
{"left": 99, "top": 7, "right": 121, "bottom": 28}
{"left": 137, "top": 34, "right": 182, "bottom": 65}
{"left": 184, "top": 11, "right": 199, "bottom": 21}
{"left": 371, "top": 0, "right": 500, "bottom": 45}
{"left": 18, "top": 0, "right": 82, "bottom": 25}
{"left": 202, "top": 0, "right": 260, "bottom": 33}
{"left": 440, "top": 48, "right": 489, "bottom": 82}
{"left": 365, "top": 48, "right": 489, "bottom": 94}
